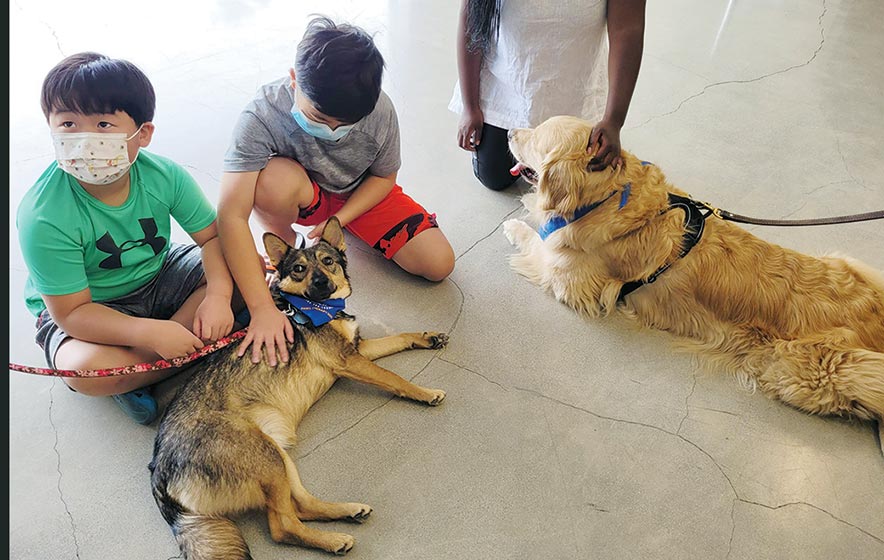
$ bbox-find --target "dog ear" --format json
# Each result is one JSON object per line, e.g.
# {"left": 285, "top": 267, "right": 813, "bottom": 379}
{"left": 538, "top": 154, "right": 584, "bottom": 214}
{"left": 320, "top": 216, "right": 346, "bottom": 252}
{"left": 263, "top": 232, "right": 291, "bottom": 268}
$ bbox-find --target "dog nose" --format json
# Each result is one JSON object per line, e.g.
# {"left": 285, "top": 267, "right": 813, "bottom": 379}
{"left": 311, "top": 275, "right": 330, "bottom": 290}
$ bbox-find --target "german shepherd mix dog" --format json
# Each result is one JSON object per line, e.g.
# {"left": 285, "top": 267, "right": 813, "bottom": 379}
{"left": 150, "top": 218, "right": 447, "bottom": 559}
{"left": 503, "top": 116, "right": 884, "bottom": 421}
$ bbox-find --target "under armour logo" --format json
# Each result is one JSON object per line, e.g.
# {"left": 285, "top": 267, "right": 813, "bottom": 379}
{"left": 96, "top": 218, "right": 167, "bottom": 269}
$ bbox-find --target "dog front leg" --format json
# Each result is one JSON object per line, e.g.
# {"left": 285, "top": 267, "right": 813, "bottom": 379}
{"left": 337, "top": 355, "right": 445, "bottom": 405}
{"left": 503, "top": 219, "right": 547, "bottom": 286}
{"left": 357, "top": 332, "right": 448, "bottom": 360}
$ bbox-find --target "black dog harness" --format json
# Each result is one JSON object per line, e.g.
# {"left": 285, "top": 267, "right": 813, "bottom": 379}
{"left": 617, "top": 193, "right": 715, "bottom": 302}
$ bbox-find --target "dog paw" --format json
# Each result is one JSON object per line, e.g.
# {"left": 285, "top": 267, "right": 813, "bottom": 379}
{"left": 326, "top": 533, "right": 355, "bottom": 556}
{"left": 416, "top": 332, "right": 448, "bottom": 350}
{"left": 425, "top": 389, "right": 446, "bottom": 406}
{"left": 503, "top": 219, "right": 533, "bottom": 247}
{"left": 345, "top": 504, "right": 372, "bottom": 523}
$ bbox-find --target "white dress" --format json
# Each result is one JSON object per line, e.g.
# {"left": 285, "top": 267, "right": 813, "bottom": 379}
{"left": 448, "top": 0, "right": 610, "bottom": 130}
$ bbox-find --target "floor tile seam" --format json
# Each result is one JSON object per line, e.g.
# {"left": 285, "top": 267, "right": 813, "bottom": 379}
{"left": 437, "top": 355, "right": 740, "bottom": 497}
{"left": 733, "top": 498, "right": 884, "bottom": 545}
{"left": 296, "top": 353, "right": 442, "bottom": 461}
{"left": 834, "top": 139, "right": 873, "bottom": 192}
{"left": 454, "top": 204, "right": 524, "bottom": 263}
{"left": 48, "top": 379, "right": 83, "bottom": 559}
{"left": 629, "top": 1, "right": 828, "bottom": 132}
{"left": 521, "top": 381, "right": 884, "bottom": 544}
{"left": 438, "top": 355, "right": 747, "bottom": 557}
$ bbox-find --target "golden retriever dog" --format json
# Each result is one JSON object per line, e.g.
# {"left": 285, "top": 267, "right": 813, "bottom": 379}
{"left": 503, "top": 115, "right": 884, "bottom": 420}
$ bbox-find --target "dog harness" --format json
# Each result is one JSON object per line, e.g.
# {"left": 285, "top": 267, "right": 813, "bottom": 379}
{"left": 617, "top": 193, "right": 715, "bottom": 302}
{"left": 280, "top": 294, "right": 347, "bottom": 326}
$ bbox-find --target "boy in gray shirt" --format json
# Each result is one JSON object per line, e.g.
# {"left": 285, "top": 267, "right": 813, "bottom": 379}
{"left": 218, "top": 16, "right": 454, "bottom": 366}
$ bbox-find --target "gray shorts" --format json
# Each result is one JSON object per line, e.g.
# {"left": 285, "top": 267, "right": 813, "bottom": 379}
{"left": 34, "top": 243, "right": 206, "bottom": 368}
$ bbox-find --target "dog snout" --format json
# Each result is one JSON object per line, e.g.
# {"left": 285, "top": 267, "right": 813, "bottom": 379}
{"left": 311, "top": 273, "right": 331, "bottom": 290}
{"left": 308, "top": 273, "right": 335, "bottom": 299}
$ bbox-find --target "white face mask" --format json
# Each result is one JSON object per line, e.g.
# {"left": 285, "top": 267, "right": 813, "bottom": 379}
{"left": 52, "top": 125, "right": 143, "bottom": 185}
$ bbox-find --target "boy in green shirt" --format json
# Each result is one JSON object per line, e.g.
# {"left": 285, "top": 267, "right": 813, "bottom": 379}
{"left": 16, "top": 52, "right": 240, "bottom": 424}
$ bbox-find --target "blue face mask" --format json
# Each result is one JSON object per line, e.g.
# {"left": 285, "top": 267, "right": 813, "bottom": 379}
{"left": 291, "top": 104, "right": 354, "bottom": 142}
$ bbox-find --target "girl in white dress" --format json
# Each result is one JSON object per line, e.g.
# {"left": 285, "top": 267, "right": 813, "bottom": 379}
{"left": 450, "top": 0, "right": 646, "bottom": 189}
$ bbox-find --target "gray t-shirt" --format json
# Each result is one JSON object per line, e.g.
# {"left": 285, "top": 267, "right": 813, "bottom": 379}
{"left": 223, "top": 77, "right": 401, "bottom": 194}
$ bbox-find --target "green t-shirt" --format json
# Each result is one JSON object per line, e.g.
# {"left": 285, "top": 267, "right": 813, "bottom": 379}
{"left": 16, "top": 150, "right": 217, "bottom": 317}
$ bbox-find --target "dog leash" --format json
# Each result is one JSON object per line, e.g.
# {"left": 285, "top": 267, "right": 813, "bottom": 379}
{"left": 7, "top": 329, "right": 248, "bottom": 378}
{"left": 695, "top": 203, "right": 884, "bottom": 226}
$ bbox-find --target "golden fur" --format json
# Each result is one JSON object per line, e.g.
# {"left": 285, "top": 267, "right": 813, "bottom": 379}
{"left": 150, "top": 218, "right": 447, "bottom": 559}
{"left": 504, "top": 115, "right": 884, "bottom": 419}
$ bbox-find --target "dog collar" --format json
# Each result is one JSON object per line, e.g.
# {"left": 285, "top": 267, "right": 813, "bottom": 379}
{"left": 539, "top": 184, "right": 631, "bottom": 240}
{"left": 537, "top": 161, "right": 654, "bottom": 240}
{"left": 280, "top": 294, "right": 346, "bottom": 326}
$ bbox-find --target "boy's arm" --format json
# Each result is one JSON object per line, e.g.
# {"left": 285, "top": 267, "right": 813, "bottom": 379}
{"left": 189, "top": 221, "right": 235, "bottom": 341}
{"left": 217, "top": 170, "right": 293, "bottom": 366}
{"left": 305, "top": 171, "right": 397, "bottom": 240}
{"left": 456, "top": 0, "right": 485, "bottom": 151}
{"left": 43, "top": 289, "right": 205, "bottom": 360}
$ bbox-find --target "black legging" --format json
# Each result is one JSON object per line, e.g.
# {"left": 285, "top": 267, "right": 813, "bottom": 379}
{"left": 472, "top": 123, "right": 519, "bottom": 191}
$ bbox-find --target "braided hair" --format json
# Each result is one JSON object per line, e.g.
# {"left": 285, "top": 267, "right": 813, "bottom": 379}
{"left": 465, "top": 0, "right": 502, "bottom": 54}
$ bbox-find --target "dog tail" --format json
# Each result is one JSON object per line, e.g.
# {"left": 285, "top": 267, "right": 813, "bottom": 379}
{"left": 151, "top": 475, "right": 252, "bottom": 560}
{"left": 173, "top": 513, "right": 252, "bottom": 560}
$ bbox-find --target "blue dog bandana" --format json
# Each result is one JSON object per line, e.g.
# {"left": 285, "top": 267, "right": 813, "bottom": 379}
{"left": 537, "top": 161, "right": 652, "bottom": 240}
{"left": 539, "top": 184, "right": 631, "bottom": 240}
{"left": 280, "top": 294, "right": 346, "bottom": 326}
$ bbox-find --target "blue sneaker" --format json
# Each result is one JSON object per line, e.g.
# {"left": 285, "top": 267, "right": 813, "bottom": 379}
{"left": 111, "top": 388, "right": 158, "bottom": 425}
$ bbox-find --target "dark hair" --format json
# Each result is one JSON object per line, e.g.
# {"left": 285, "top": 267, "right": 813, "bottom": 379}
{"left": 295, "top": 16, "right": 384, "bottom": 124}
{"left": 466, "top": 0, "right": 502, "bottom": 54}
{"left": 40, "top": 52, "right": 156, "bottom": 125}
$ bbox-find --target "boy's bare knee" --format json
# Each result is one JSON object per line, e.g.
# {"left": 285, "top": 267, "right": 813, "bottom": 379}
{"left": 65, "top": 376, "right": 133, "bottom": 397}
{"left": 408, "top": 248, "right": 454, "bottom": 282}
{"left": 421, "top": 252, "right": 455, "bottom": 282}
{"left": 255, "top": 158, "right": 314, "bottom": 217}
{"left": 393, "top": 230, "right": 455, "bottom": 282}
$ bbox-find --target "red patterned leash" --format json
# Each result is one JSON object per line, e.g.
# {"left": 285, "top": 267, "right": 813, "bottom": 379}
{"left": 7, "top": 329, "right": 248, "bottom": 378}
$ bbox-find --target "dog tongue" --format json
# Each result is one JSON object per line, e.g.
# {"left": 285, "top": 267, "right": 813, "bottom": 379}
{"left": 510, "top": 162, "right": 526, "bottom": 176}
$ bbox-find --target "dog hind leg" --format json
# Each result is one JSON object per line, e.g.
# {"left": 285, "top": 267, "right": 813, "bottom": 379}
{"left": 264, "top": 479, "right": 355, "bottom": 555}
{"left": 754, "top": 333, "right": 884, "bottom": 420}
{"left": 269, "top": 438, "right": 372, "bottom": 523}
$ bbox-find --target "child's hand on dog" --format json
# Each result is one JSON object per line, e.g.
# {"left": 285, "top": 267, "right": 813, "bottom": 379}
{"left": 237, "top": 304, "right": 294, "bottom": 366}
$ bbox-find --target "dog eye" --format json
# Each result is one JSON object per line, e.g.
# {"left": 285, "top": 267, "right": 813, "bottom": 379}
{"left": 321, "top": 256, "right": 334, "bottom": 266}
{"left": 293, "top": 264, "right": 306, "bottom": 273}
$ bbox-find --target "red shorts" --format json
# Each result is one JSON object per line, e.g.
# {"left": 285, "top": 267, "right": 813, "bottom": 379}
{"left": 298, "top": 182, "right": 438, "bottom": 259}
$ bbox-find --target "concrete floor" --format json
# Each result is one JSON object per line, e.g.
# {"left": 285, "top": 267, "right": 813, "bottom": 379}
{"left": 8, "top": 0, "right": 884, "bottom": 558}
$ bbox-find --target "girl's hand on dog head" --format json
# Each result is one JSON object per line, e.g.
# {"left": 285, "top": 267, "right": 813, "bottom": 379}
{"left": 588, "top": 120, "right": 623, "bottom": 171}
